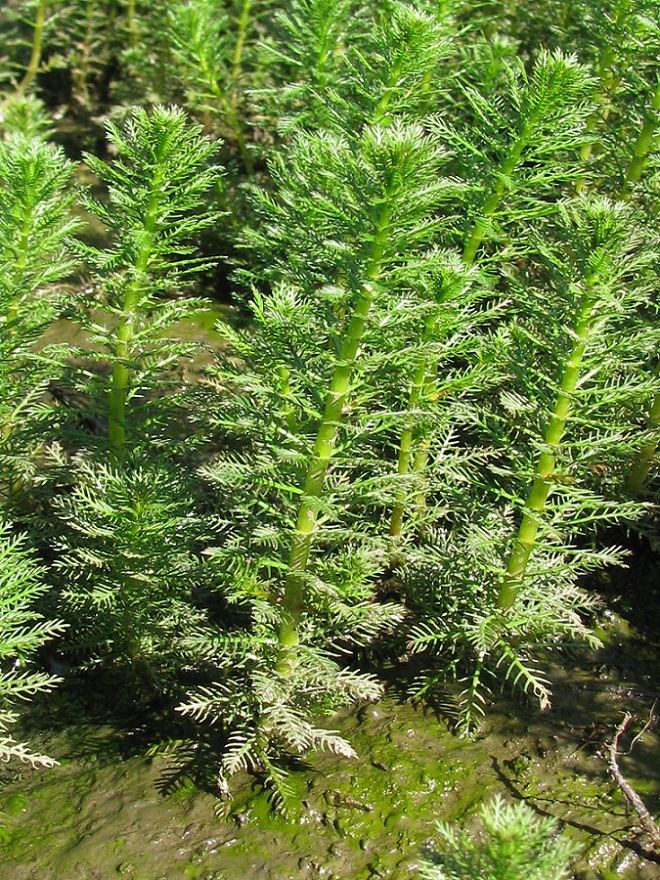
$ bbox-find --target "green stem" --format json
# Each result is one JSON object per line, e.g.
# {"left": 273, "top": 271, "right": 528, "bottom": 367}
{"left": 462, "top": 125, "right": 531, "bottom": 264}
{"left": 107, "top": 179, "right": 161, "bottom": 458}
{"left": 127, "top": 0, "right": 138, "bottom": 48}
{"left": 371, "top": 46, "right": 407, "bottom": 125}
{"left": 230, "top": 0, "right": 252, "bottom": 101}
{"left": 228, "top": 0, "right": 254, "bottom": 174}
{"left": 624, "top": 390, "right": 660, "bottom": 494}
{"left": 616, "top": 80, "right": 660, "bottom": 491}
{"left": 275, "top": 203, "right": 392, "bottom": 675}
{"left": 390, "top": 120, "right": 535, "bottom": 537}
{"left": 624, "top": 78, "right": 660, "bottom": 190}
{"left": 12, "top": 0, "right": 48, "bottom": 100}
{"left": 576, "top": 0, "right": 631, "bottom": 193}
{"left": 200, "top": 48, "right": 253, "bottom": 176}
{"left": 498, "top": 291, "right": 594, "bottom": 609}
{"left": 389, "top": 314, "right": 437, "bottom": 538}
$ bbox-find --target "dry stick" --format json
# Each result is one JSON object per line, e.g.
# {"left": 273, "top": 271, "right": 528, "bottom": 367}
{"left": 608, "top": 707, "right": 660, "bottom": 849}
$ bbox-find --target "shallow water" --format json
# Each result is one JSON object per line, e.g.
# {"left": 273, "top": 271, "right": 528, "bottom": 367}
{"left": 2, "top": 614, "right": 660, "bottom": 880}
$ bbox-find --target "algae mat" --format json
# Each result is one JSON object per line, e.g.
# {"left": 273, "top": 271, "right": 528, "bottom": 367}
{"left": 1, "top": 635, "right": 659, "bottom": 880}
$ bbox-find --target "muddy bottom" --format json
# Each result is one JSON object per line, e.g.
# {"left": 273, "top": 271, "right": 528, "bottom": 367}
{"left": 1, "top": 616, "right": 660, "bottom": 880}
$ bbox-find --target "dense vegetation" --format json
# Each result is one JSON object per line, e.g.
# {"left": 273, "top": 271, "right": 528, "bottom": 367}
{"left": 1, "top": 0, "right": 659, "bottom": 832}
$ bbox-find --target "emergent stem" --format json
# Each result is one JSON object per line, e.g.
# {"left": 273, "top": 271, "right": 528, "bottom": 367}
{"left": 12, "top": 0, "right": 48, "bottom": 101}
{"left": 624, "top": 78, "right": 660, "bottom": 190}
{"left": 498, "top": 292, "right": 594, "bottom": 609}
{"left": 107, "top": 181, "right": 161, "bottom": 458}
{"left": 389, "top": 313, "right": 437, "bottom": 538}
{"left": 275, "top": 203, "right": 392, "bottom": 675}
{"left": 462, "top": 126, "right": 530, "bottom": 264}
{"left": 390, "top": 122, "right": 533, "bottom": 537}
{"left": 624, "top": 390, "right": 660, "bottom": 495}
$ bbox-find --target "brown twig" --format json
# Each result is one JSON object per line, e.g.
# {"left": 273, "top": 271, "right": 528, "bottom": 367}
{"left": 608, "top": 707, "right": 660, "bottom": 849}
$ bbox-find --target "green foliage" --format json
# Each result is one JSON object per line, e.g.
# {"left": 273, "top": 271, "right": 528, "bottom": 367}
{"left": 176, "top": 641, "right": 382, "bottom": 815}
{"left": 0, "top": 522, "right": 64, "bottom": 767}
{"left": 74, "top": 104, "right": 222, "bottom": 456}
{"left": 0, "top": 128, "right": 80, "bottom": 492}
{"left": 1, "top": 0, "right": 659, "bottom": 823}
{"left": 259, "top": 0, "right": 451, "bottom": 136}
{"left": 420, "top": 795, "right": 579, "bottom": 880}
{"left": 406, "top": 520, "right": 606, "bottom": 733}
{"left": 47, "top": 455, "right": 207, "bottom": 689}
{"left": 169, "top": 0, "right": 261, "bottom": 172}
{"left": 0, "top": 94, "right": 53, "bottom": 139}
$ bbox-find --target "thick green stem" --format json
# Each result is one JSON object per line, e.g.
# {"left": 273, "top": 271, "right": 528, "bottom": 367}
{"left": 371, "top": 48, "right": 407, "bottom": 125}
{"left": 576, "top": 0, "right": 631, "bottom": 193}
{"left": 107, "top": 182, "right": 161, "bottom": 458}
{"left": 127, "top": 0, "right": 138, "bottom": 48}
{"left": 228, "top": 0, "right": 254, "bottom": 174}
{"left": 616, "top": 80, "right": 660, "bottom": 490}
{"left": 199, "top": 47, "right": 253, "bottom": 176}
{"left": 230, "top": 0, "right": 251, "bottom": 101}
{"left": 275, "top": 204, "right": 392, "bottom": 675}
{"left": 498, "top": 293, "right": 594, "bottom": 609}
{"left": 2, "top": 204, "right": 34, "bottom": 450}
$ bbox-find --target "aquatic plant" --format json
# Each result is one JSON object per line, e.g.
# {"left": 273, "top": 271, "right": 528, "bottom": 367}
{"left": 38, "top": 106, "right": 224, "bottom": 683}
{"left": 497, "top": 196, "right": 655, "bottom": 607}
{"left": 0, "top": 522, "right": 64, "bottom": 767}
{"left": 169, "top": 0, "right": 261, "bottom": 173}
{"left": 0, "top": 126, "right": 80, "bottom": 498}
{"left": 0, "top": 0, "right": 51, "bottom": 105}
{"left": 389, "top": 47, "right": 595, "bottom": 539}
{"left": 74, "top": 104, "right": 221, "bottom": 459}
{"left": 180, "top": 118, "right": 454, "bottom": 806}
{"left": 420, "top": 794, "right": 579, "bottom": 880}
{"left": 2, "top": 0, "right": 660, "bottom": 820}
{"left": 407, "top": 195, "right": 657, "bottom": 731}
